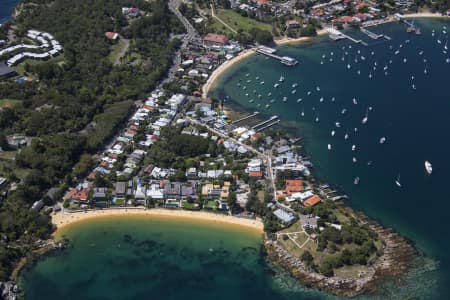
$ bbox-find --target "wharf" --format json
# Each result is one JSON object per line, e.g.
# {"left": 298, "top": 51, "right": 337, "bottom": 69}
{"left": 252, "top": 115, "right": 279, "bottom": 130}
{"left": 231, "top": 112, "right": 259, "bottom": 124}
{"left": 360, "top": 27, "right": 382, "bottom": 39}
{"left": 325, "top": 28, "right": 368, "bottom": 46}
{"left": 255, "top": 119, "right": 280, "bottom": 132}
{"left": 255, "top": 46, "right": 298, "bottom": 66}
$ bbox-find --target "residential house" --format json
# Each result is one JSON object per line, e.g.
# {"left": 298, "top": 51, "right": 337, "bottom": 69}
{"left": 70, "top": 183, "right": 90, "bottom": 203}
{"left": 286, "top": 20, "right": 300, "bottom": 29}
{"left": 93, "top": 187, "right": 108, "bottom": 207}
{"left": 164, "top": 181, "right": 182, "bottom": 199}
{"left": 134, "top": 183, "right": 147, "bottom": 205}
{"left": 115, "top": 182, "right": 126, "bottom": 198}
{"left": 146, "top": 183, "right": 165, "bottom": 200}
{"left": 203, "top": 33, "right": 228, "bottom": 47}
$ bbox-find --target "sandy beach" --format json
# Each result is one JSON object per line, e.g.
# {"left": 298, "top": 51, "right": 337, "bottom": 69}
{"left": 52, "top": 208, "right": 264, "bottom": 234}
{"left": 202, "top": 49, "right": 256, "bottom": 98}
{"left": 403, "top": 12, "right": 450, "bottom": 19}
{"left": 202, "top": 30, "right": 330, "bottom": 97}
{"left": 274, "top": 29, "right": 328, "bottom": 46}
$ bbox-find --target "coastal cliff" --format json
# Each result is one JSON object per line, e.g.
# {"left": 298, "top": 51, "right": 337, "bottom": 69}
{"left": 265, "top": 207, "right": 417, "bottom": 297}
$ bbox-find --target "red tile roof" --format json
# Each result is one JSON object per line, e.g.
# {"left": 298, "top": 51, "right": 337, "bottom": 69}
{"left": 105, "top": 32, "right": 118, "bottom": 40}
{"left": 203, "top": 33, "right": 228, "bottom": 45}
{"left": 304, "top": 195, "right": 321, "bottom": 207}
{"left": 70, "top": 188, "right": 89, "bottom": 202}
{"left": 249, "top": 171, "right": 263, "bottom": 177}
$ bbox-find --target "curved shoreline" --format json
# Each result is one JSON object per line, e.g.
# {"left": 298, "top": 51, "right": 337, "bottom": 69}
{"left": 202, "top": 29, "right": 329, "bottom": 98}
{"left": 51, "top": 208, "right": 264, "bottom": 236}
{"left": 202, "top": 13, "right": 449, "bottom": 98}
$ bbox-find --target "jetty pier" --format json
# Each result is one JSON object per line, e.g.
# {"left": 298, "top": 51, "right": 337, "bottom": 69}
{"left": 325, "top": 28, "right": 369, "bottom": 46}
{"left": 231, "top": 112, "right": 260, "bottom": 124}
{"left": 252, "top": 115, "right": 280, "bottom": 131}
{"left": 256, "top": 46, "right": 298, "bottom": 66}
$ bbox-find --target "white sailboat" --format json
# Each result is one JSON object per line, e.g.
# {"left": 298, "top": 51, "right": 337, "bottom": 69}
{"left": 331, "top": 130, "right": 335, "bottom": 137}
{"left": 279, "top": 75, "right": 285, "bottom": 82}
{"left": 344, "top": 133, "right": 349, "bottom": 140}
{"left": 335, "top": 122, "right": 341, "bottom": 128}
{"left": 379, "top": 137, "right": 386, "bottom": 144}
{"left": 327, "top": 144, "right": 332, "bottom": 150}
{"left": 361, "top": 108, "right": 369, "bottom": 124}
{"left": 352, "top": 157, "right": 357, "bottom": 163}
{"left": 395, "top": 174, "right": 402, "bottom": 187}
{"left": 352, "top": 98, "right": 358, "bottom": 105}
{"left": 301, "top": 110, "right": 305, "bottom": 117}
{"left": 354, "top": 177, "right": 360, "bottom": 185}
{"left": 352, "top": 145, "right": 356, "bottom": 151}
{"left": 425, "top": 160, "right": 432, "bottom": 174}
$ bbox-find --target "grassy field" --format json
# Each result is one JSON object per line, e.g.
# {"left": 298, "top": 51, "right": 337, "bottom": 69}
{"left": 0, "top": 99, "right": 22, "bottom": 108}
{"left": 14, "top": 56, "right": 64, "bottom": 76}
{"left": 210, "top": 9, "right": 273, "bottom": 35}
{"left": 108, "top": 39, "right": 128, "bottom": 64}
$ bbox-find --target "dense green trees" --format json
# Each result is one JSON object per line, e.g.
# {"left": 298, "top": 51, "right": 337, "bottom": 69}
{"left": 145, "top": 127, "right": 211, "bottom": 168}
{"left": 0, "top": 0, "right": 184, "bottom": 279}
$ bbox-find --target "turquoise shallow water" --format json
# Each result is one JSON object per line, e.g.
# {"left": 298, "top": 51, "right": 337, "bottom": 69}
{"left": 210, "top": 19, "right": 450, "bottom": 299}
{"left": 20, "top": 216, "right": 344, "bottom": 300}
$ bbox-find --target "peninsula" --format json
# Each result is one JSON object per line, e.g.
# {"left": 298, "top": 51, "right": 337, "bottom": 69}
{"left": 0, "top": 0, "right": 448, "bottom": 299}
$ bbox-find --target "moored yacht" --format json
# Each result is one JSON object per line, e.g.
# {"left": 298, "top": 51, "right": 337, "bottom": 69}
{"left": 425, "top": 160, "right": 432, "bottom": 174}
{"left": 395, "top": 174, "right": 402, "bottom": 187}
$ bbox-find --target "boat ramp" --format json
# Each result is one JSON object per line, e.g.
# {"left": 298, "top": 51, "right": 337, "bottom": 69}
{"left": 255, "top": 46, "right": 298, "bottom": 66}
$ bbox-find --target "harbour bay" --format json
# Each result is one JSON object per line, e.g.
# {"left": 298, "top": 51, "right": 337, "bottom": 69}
{"left": 4, "top": 0, "right": 449, "bottom": 297}
{"left": 210, "top": 18, "right": 450, "bottom": 299}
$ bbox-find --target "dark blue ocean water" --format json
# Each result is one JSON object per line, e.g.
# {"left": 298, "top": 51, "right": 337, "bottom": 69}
{"left": 0, "top": 0, "right": 19, "bottom": 24}
{"left": 210, "top": 19, "right": 450, "bottom": 299}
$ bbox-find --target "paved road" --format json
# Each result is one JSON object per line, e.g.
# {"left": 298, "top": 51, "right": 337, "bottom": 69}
{"left": 186, "top": 116, "right": 279, "bottom": 200}
{"left": 161, "top": 0, "right": 200, "bottom": 87}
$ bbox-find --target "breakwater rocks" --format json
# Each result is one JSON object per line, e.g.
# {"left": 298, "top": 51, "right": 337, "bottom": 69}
{"left": 265, "top": 208, "right": 417, "bottom": 297}
{"left": 0, "top": 282, "right": 19, "bottom": 300}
